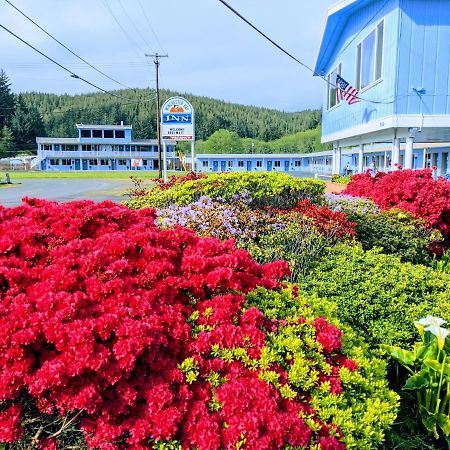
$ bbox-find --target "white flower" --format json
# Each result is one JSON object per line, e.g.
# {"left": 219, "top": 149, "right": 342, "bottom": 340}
{"left": 417, "top": 316, "right": 446, "bottom": 328}
{"left": 427, "top": 325, "right": 450, "bottom": 349}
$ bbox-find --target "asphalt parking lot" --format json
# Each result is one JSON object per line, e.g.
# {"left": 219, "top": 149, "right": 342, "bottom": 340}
{"left": 0, "top": 178, "right": 133, "bottom": 208}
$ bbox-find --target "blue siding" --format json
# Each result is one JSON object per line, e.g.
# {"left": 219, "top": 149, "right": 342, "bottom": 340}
{"left": 321, "top": 0, "right": 399, "bottom": 138}
{"left": 396, "top": 0, "right": 450, "bottom": 115}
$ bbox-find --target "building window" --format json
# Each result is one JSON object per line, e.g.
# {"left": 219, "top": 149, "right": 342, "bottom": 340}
{"left": 130, "top": 145, "right": 136, "bottom": 151}
{"left": 115, "top": 130, "right": 125, "bottom": 139}
{"left": 238, "top": 160, "right": 244, "bottom": 167}
{"left": 89, "top": 159, "right": 98, "bottom": 165}
{"left": 294, "top": 160, "right": 301, "bottom": 167}
{"left": 256, "top": 160, "right": 262, "bottom": 168}
{"left": 81, "top": 129, "right": 91, "bottom": 138}
{"left": 43, "top": 144, "right": 51, "bottom": 151}
{"left": 202, "top": 161, "right": 209, "bottom": 168}
{"left": 118, "top": 145, "right": 124, "bottom": 151}
{"left": 274, "top": 160, "right": 281, "bottom": 168}
{"left": 92, "top": 130, "right": 102, "bottom": 138}
{"left": 356, "top": 21, "right": 384, "bottom": 90}
{"left": 82, "top": 145, "right": 92, "bottom": 151}
{"left": 118, "top": 159, "right": 127, "bottom": 165}
{"left": 141, "top": 146, "right": 150, "bottom": 152}
{"left": 227, "top": 161, "right": 233, "bottom": 168}
{"left": 103, "top": 130, "right": 114, "bottom": 138}
{"left": 49, "top": 159, "right": 58, "bottom": 165}
{"left": 61, "top": 159, "right": 71, "bottom": 165}
{"left": 143, "top": 159, "right": 148, "bottom": 166}
{"left": 100, "top": 159, "right": 109, "bottom": 165}
{"left": 54, "top": 144, "right": 60, "bottom": 151}
{"left": 327, "top": 63, "right": 341, "bottom": 110}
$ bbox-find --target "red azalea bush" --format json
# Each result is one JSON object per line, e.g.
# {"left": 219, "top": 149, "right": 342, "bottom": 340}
{"left": 155, "top": 171, "right": 208, "bottom": 190}
{"left": 343, "top": 169, "right": 450, "bottom": 246}
{"left": 0, "top": 198, "right": 363, "bottom": 449}
{"left": 279, "top": 200, "right": 357, "bottom": 241}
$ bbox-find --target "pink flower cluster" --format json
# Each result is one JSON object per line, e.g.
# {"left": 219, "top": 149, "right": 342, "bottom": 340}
{"left": 0, "top": 199, "right": 353, "bottom": 449}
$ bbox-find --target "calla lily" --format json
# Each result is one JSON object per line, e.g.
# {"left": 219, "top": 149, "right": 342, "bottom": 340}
{"left": 417, "top": 316, "right": 446, "bottom": 328}
{"left": 426, "top": 325, "right": 450, "bottom": 350}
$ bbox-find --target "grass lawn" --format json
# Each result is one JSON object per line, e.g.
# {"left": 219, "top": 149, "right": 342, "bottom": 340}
{"left": 5, "top": 171, "right": 186, "bottom": 180}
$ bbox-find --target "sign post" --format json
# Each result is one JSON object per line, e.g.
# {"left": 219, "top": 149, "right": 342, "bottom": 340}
{"left": 161, "top": 97, "right": 195, "bottom": 180}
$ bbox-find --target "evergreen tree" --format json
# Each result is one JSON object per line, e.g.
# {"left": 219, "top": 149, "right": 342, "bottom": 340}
{"left": 11, "top": 95, "right": 46, "bottom": 151}
{"left": 0, "top": 125, "right": 15, "bottom": 158}
{"left": 0, "top": 69, "right": 15, "bottom": 129}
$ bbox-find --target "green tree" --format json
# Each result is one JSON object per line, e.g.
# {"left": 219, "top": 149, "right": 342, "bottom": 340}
{"left": 0, "top": 125, "right": 15, "bottom": 158}
{"left": 203, "top": 129, "right": 244, "bottom": 153}
{"left": 11, "top": 95, "right": 46, "bottom": 151}
{"left": 0, "top": 69, "right": 15, "bottom": 129}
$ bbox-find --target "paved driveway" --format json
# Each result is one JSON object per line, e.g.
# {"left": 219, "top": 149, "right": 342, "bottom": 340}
{"left": 0, "top": 179, "right": 134, "bottom": 208}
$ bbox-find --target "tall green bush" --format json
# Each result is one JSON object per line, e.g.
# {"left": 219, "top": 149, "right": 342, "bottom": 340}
{"left": 346, "top": 209, "right": 439, "bottom": 265}
{"left": 126, "top": 172, "right": 325, "bottom": 209}
{"left": 302, "top": 244, "right": 450, "bottom": 348}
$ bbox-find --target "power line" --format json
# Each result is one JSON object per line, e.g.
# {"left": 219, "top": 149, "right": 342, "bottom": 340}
{"left": 3, "top": 0, "right": 132, "bottom": 89}
{"left": 100, "top": 0, "right": 150, "bottom": 65}
{"left": 116, "top": 0, "right": 153, "bottom": 52}
{"left": 216, "top": 0, "right": 393, "bottom": 106}
{"left": 0, "top": 22, "right": 153, "bottom": 104}
{"left": 136, "top": 0, "right": 166, "bottom": 54}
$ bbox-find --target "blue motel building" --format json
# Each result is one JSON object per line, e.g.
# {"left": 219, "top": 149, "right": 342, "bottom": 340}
{"left": 36, "top": 123, "right": 177, "bottom": 171}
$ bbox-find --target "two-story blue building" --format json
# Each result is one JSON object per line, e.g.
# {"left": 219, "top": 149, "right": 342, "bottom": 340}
{"left": 315, "top": 0, "right": 450, "bottom": 174}
{"left": 36, "top": 123, "right": 177, "bottom": 171}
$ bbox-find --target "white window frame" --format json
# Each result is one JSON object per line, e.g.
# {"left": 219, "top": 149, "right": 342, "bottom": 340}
{"left": 327, "top": 63, "right": 342, "bottom": 110}
{"left": 356, "top": 20, "right": 384, "bottom": 91}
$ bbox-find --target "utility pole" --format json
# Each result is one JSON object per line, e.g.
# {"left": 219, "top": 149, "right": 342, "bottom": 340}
{"left": 145, "top": 53, "right": 168, "bottom": 179}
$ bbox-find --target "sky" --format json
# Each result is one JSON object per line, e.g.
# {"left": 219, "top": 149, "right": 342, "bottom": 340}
{"left": 0, "top": 0, "right": 336, "bottom": 112}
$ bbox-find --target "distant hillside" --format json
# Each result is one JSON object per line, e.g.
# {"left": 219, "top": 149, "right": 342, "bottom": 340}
{"left": 22, "top": 88, "right": 321, "bottom": 142}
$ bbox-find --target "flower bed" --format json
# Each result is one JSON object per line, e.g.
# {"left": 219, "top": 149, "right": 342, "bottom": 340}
{"left": 0, "top": 199, "right": 397, "bottom": 449}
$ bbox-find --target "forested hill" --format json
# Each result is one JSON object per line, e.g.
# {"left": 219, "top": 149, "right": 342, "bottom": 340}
{"left": 22, "top": 88, "right": 321, "bottom": 141}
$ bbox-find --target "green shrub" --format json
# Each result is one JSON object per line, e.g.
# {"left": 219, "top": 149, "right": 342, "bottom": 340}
{"left": 302, "top": 244, "right": 450, "bottom": 348}
{"left": 346, "top": 209, "right": 439, "bottom": 265}
{"left": 126, "top": 172, "right": 325, "bottom": 209}
{"left": 245, "top": 286, "right": 399, "bottom": 449}
{"left": 243, "top": 217, "right": 330, "bottom": 280}
{"left": 331, "top": 174, "right": 352, "bottom": 184}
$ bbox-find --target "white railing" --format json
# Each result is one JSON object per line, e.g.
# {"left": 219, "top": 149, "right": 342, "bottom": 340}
{"left": 38, "top": 150, "right": 175, "bottom": 159}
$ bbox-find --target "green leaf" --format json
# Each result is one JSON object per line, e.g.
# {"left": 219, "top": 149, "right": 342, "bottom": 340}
{"left": 421, "top": 411, "right": 438, "bottom": 434}
{"left": 437, "top": 414, "right": 450, "bottom": 436}
{"left": 424, "top": 358, "right": 442, "bottom": 372}
{"left": 404, "top": 371, "right": 429, "bottom": 390}
{"left": 386, "top": 346, "right": 416, "bottom": 365}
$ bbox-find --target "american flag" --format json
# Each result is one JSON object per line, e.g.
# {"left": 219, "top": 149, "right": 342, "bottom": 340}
{"left": 336, "top": 74, "right": 360, "bottom": 105}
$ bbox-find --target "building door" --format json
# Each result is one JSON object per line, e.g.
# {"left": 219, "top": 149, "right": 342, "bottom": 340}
{"left": 74, "top": 160, "right": 80, "bottom": 170}
{"left": 246, "top": 161, "right": 252, "bottom": 171}
{"left": 220, "top": 161, "right": 226, "bottom": 171}
{"left": 213, "top": 161, "right": 219, "bottom": 172}
{"left": 82, "top": 159, "right": 88, "bottom": 170}
{"left": 284, "top": 161, "right": 290, "bottom": 172}
{"left": 40, "top": 160, "right": 46, "bottom": 170}
{"left": 111, "top": 160, "right": 115, "bottom": 170}
{"left": 267, "top": 161, "right": 273, "bottom": 171}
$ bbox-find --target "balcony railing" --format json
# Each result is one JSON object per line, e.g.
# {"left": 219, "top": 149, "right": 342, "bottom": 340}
{"left": 38, "top": 150, "right": 176, "bottom": 158}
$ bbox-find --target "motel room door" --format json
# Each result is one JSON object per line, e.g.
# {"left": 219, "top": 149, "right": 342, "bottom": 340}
{"left": 284, "top": 161, "right": 290, "bottom": 172}
{"left": 220, "top": 161, "right": 227, "bottom": 171}
{"left": 213, "top": 161, "right": 219, "bottom": 171}
{"left": 246, "top": 161, "right": 252, "bottom": 171}
{"left": 267, "top": 161, "right": 273, "bottom": 171}
{"left": 74, "top": 160, "right": 80, "bottom": 170}
{"left": 82, "top": 160, "right": 88, "bottom": 170}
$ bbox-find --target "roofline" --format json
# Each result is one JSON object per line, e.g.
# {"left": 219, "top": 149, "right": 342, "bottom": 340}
{"left": 76, "top": 124, "right": 132, "bottom": 129}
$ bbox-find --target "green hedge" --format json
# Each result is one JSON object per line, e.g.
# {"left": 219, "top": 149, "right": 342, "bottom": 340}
{"left": 301, "top": 244, "right": 450, "bottom": 348}
{"left": 126, "top": 172, "right": 325, "bottom": 209}
{"left": 346, "top": 209, "right": 439, "bottom": 265}
{"left": 245, "top": 287, "right": 399, "bottom": 449}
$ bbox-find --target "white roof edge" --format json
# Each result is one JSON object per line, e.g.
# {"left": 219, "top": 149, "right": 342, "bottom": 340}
{"left": 327, "top": 0, "right": 357, "bottom": 16}
{"left": 76, "top": 124, "right": 132, "bottom": 129}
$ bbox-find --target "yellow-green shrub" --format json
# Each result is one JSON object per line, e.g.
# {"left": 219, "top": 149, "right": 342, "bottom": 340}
{"left": 245, "top": 287, "right": 399, "bottom": 449}
{"left": 126, "top": 172, "right": 325, "bottom": 209}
